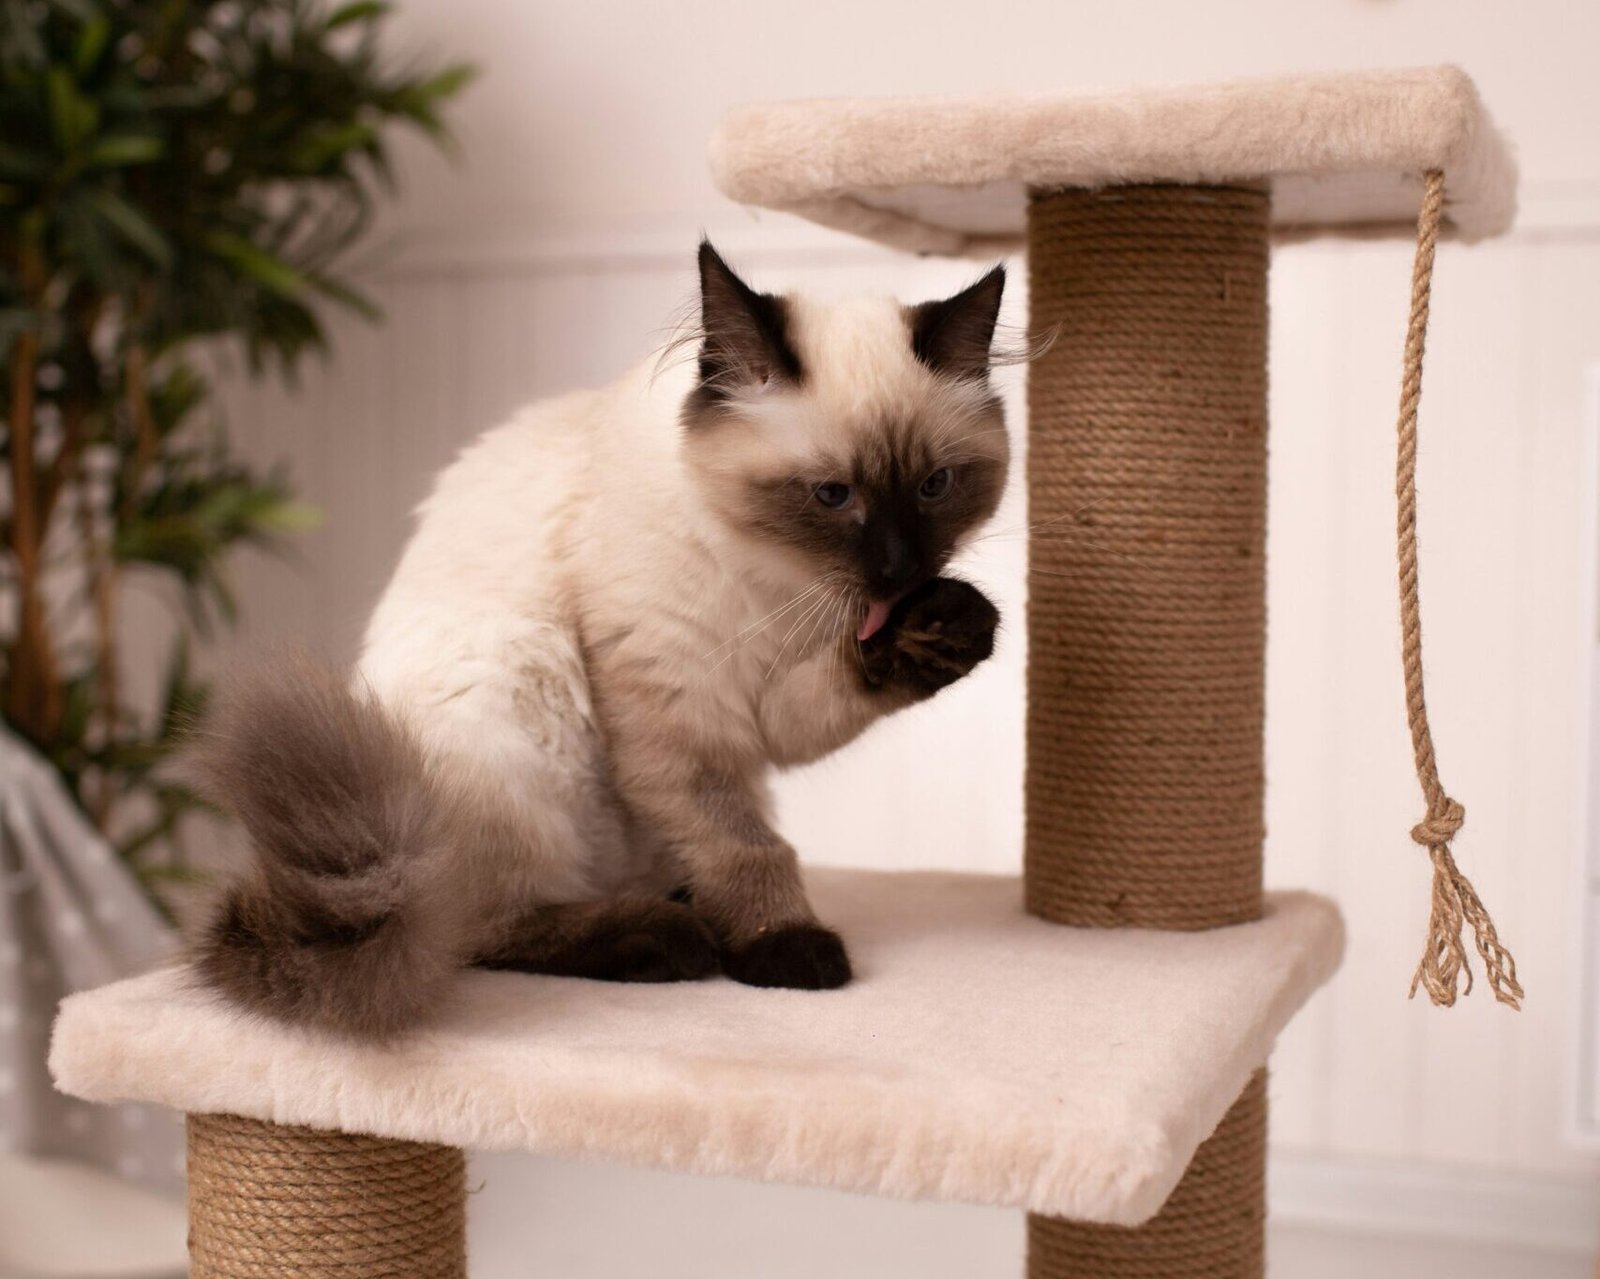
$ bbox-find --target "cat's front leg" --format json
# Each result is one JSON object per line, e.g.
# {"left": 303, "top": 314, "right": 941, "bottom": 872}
{"left": 607, "top": 734, "right": 852, "bottom": 990}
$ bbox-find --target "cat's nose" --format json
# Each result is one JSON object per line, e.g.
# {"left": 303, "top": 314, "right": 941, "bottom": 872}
{"left": 873, "top": 532, "right": 921, "bottom": 589}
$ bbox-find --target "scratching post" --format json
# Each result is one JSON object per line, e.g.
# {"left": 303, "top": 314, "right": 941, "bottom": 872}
{"left": 186, "top": 1113, "right": 466, "bottom": 1279}
{"left": 1023, "top": 182, "right": 1269, "bottom": 932}
{"left": 1024, "top": 182, "right": 1270, "bottom": 1277}
{"left": 1028, "top": 1070, "right": 1268, "bottom": 1278}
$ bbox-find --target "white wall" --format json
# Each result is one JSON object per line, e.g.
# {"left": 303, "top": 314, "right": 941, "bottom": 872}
{"left": 213, "top": 0, "right": 1600, "bottom": 1268}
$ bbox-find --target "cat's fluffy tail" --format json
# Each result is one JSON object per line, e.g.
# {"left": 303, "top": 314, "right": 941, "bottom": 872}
{"left": 191, "top": 655, "right": 463, "bottom": 1039}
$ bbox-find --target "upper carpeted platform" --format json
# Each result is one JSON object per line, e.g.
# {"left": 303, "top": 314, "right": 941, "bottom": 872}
{"left": 709, "top": 66, "right": 1515, "bottom": 253}
{"left": 51, "top": 869, "right": 1341, "bottom": 1226}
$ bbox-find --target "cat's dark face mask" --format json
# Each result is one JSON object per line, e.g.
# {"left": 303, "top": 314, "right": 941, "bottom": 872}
{"left": 681, "top": 241, "right": 1010, "bottom": 636}
{"left": 812, "top": 431, "right": 1006, "bottom": 640}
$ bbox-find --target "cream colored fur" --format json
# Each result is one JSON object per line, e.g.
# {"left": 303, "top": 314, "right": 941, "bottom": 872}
{"left": 709, "top": 66, "right": 1517, "bottom": 252}
{"left": 355, "top": 292, "right": 1006, "bottom": 935}
{"left": 50, "top": 870, "right": 1344, "bottom": 1225}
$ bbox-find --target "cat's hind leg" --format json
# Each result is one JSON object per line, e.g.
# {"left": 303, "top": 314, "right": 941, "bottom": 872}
{"left": 474, "top": 899, "right": 721, "bottom": 983}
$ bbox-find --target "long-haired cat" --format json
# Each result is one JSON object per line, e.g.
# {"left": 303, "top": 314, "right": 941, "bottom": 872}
{"left": 194, "top": 242, "right": 1009, "bottom": 1037}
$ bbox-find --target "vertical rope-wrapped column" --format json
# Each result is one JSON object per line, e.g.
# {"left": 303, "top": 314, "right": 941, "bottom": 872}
{"left": 1028, "top": 1070, "right": 1268, "bottom": 1277}
{"left": 1024, "top": 183, "right": 1270, "bottom": 1278}
{"left": 187, "top": 1113, "right": 467, "bottom": 1278}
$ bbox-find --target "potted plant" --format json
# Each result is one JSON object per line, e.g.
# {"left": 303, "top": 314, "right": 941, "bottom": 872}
{"left": 0, "top": 0, "right": 471, "bottom": 1212}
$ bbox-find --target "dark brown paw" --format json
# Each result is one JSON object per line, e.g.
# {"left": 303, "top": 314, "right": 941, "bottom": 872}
{"left": 481, "top": 900, "right": 721, "bottom": 983}
{"left": 724, "top": 924, "right": 852, "bottom": 990}
{"left": 590, "top": 906, "right": 722, "bottom": 983}
{"left": 860, "top": 577, "right": 999, "bottom": 696}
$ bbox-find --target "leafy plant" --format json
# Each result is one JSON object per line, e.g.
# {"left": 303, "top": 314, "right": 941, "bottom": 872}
{"left": 1, "top": 0, "right": 470, "bottom": 888}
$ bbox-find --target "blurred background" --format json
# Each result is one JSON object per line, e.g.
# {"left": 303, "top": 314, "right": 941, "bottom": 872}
{"left": 3, "top": 1, "right": 1599, "bottom": 1276}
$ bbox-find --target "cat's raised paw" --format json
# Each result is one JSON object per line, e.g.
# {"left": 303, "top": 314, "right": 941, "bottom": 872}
{"left": 862, "top": 577, "right": 998, "bottom": 695}
{"left": 725, "top": 924, "right": 852, "bottom": 990}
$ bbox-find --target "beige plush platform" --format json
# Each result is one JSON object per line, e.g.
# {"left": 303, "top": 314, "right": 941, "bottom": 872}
{"left": 710, "top": 66, "right": 1515, "bottom": 252}
{"left": 51, "top": 869, "right": 1341, "bottom": 1226}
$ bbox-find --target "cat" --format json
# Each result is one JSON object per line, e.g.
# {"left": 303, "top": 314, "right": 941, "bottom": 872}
{"left": 193, "top": 242, "right": 1010, "bottom": 1038}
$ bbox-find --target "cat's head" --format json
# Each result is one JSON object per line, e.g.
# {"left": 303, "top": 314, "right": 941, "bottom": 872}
{"left": 681, "top": 241, "right": 1009, "bottom": 639}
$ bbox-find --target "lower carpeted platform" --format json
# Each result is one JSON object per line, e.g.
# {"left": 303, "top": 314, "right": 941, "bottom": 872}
{"left": 50, "top": 868, "right": 1341, "bottom": 1226}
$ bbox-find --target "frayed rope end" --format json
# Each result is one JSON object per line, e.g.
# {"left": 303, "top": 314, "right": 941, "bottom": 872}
{"left": 1406, "top": 803, "right": 1523, "bottom": 1010}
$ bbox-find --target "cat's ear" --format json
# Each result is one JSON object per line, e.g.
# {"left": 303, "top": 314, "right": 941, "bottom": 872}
{"left": 696, "top": 240, "right": 802, "bottom": 397}
{"left": 907, "top": 265, "right": 1006, "bottom": 380}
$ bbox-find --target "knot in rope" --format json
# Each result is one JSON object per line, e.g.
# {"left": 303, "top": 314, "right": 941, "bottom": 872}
{"left": 1409, "top": 797, "right": 1464, "bottom": 848}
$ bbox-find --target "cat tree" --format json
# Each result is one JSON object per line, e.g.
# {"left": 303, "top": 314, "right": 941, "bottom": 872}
{"left": 48, "top": 67, "right": 1515, "bottom": 1278}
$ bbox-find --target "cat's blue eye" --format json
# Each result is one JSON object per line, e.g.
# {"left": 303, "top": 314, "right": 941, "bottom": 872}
{"left": 919, "top": 468, "right": 954, "bottom": 502}
{"left": 814, "top": 482, "right": 854, "bottom": 510}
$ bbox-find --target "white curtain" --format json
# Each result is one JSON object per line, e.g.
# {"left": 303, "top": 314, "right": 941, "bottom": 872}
{"left": 0, "top": 728, "right": 183, "bottom": 1190}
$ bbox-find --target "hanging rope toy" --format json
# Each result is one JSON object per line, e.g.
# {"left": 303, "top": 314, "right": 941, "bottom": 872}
{"left": 1393, "top": 169, "right": 1524, "bottom": 1009}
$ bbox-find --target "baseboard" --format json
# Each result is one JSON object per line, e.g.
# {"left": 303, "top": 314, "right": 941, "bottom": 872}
{"left": 1269, "top": 1151, "right": 1600, "bottom": 1256}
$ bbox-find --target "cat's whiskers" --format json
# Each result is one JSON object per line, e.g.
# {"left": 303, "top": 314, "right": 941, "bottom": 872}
{"left": 788, "top": 586, "right": 839, "bottom": 678}
{"left": 646, "top": 302, "right": 706, "bottom": 385}
{"left": 764, "top": 588, "right": 836, "bottom": 680}
{"left": 696, "top": 580, "right": 834, "bottom": 688}
{"left": 925, "top": 426, "right": 1001, "bottom": 454}
{"left": 830, "top": 587, "right": 860, "bottom": 686}
{"left": 824, "top": 602, "right": 842, "bottom": 688}
{"left": 700, "top": 578, "right": 826, "bottom": 662}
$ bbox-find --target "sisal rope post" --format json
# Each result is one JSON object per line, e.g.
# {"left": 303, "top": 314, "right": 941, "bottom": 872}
{"left": 1024, "top": 182, "right": 1270, "bottom": 1278}
{"left": 1394, "top": 170, "right": 1522, "bottom": 1009}
{"left": 186, "top": 1112, "right": 467, "bottom": 1278}
{"left": 1027, "top": 1070, "right": 1268, "bottom": 1277}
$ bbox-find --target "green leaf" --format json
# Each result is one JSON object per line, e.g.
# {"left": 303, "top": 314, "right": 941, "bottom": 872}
{"left": 147, "top": 361, "right": 209, "bottom": 433}
{"left": 85, "top": 189, "right": 171, "bottom": 265}
{"left": 73, "top": 16, "right": 110, "bottom": 77}
{"left": 307, "top": 270, "right": 381, "bottom": 322}
{"left": 392, "top": 63, "right": 476, "bottom": 131}
{"left": 47, "top": 67, "right": 100, "bottom": 152}
{"left": 289, "top": 120, "right": 376, "bottom": 172}
{"left": 248, "top": 498, "right": 321, "bottom": 533}
{"left": 411, "top": 64, "right": 477, "bottom": 103}
{"left": 86, "top": 133, "right": 166, "bottom": 167}
{"left": 205, "top": 232, "right": 310, "bottom": 299}
{"left": 326, "top": 1, "right": 391, "bottom": 29}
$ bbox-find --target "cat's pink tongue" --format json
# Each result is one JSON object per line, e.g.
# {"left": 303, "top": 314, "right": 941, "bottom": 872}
{"left": 858, "top": 599, "right": 893, "bottom": 643}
